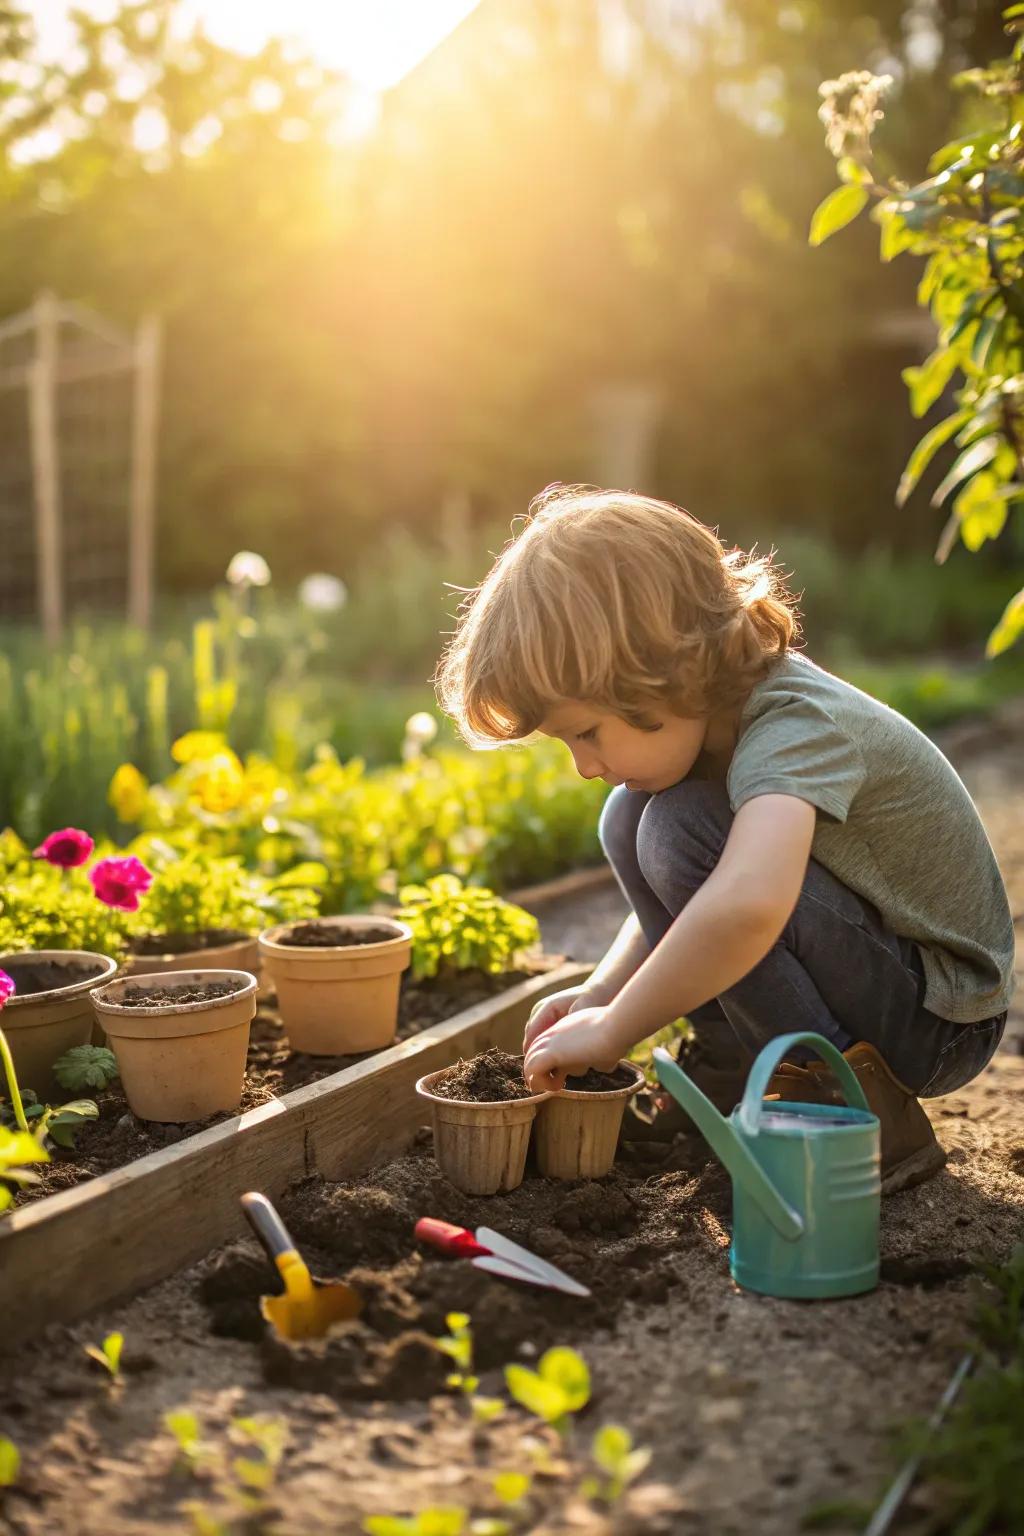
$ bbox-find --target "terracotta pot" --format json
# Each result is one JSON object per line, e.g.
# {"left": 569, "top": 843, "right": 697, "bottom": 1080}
{"left": 258, "top": 916, "right": 412, "bottom": 1056}
{"left": 416, "top": 1066, "right": 550, "bottom": 1195}
{"left": 0, "top": 950, "right": 119, "bottom": 1094}
{"left": 126, "top": 934, "right": 261, "bottom": 979}
{"left": 91, "top": 969, "right": 257, "bottom": 1123}
{"left": 534, "top": 1060, "right": 644, "bottom": 1180}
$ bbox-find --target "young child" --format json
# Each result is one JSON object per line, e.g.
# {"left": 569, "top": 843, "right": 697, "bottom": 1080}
{"left": 436, "top": 486, "right": 1014, "bottom": 1193}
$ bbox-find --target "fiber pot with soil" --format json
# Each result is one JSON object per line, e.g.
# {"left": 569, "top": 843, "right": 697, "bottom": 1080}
{"left": 90, "top": 969, "right": 258, "bottom": 1122}
{"left": 534, "top": 1060, "right": 645, "bottom": 1180}
{"left": 0, "top": 950, "right": 119, "bottom": 1093}
{"left": 416, "top": 1048, "right": 550, "bottom": 1196}
{"left": 258, "top": 917, "right": 412, "bottom": 1055}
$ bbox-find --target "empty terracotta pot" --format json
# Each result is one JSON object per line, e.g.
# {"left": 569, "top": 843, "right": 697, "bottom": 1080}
{"left": 0, "top": 950, "right": 119, "bottom": 1094}
{"left": 534, "top": 1060, "right": 645, "bottom": 1180}
{"left": 91, "top": 969, "right": 257, "bottom": 1122}
{"left": 416, "top": 1067, "right": 550, "bottom": 1195}
{"left": 258, "top": 916, "right": 412, "bottom": 1056}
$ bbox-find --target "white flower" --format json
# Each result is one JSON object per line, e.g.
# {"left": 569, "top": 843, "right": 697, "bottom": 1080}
{"left": 404, "top": 712, "right": 438, "bottom": 744}
{"left": 298, "top": 573, "right": 348, "bottom": 613}
{"left": 226, "top": 550, "right": 271, "bottom": 588}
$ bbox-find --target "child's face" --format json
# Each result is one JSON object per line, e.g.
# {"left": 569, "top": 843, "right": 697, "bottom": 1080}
{"left": 539, "top": 702, "right": 708, "bottom": 794}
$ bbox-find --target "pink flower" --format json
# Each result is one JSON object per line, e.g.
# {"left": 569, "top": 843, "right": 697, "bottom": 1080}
{"left": 0, "top": 969, "right": 14, "bottom": 1008}
{"left": 33, "top": 827, "right": 95, "bottom": 869}
{"left": 89, "top": 855, "right": 153, "bottom": 912}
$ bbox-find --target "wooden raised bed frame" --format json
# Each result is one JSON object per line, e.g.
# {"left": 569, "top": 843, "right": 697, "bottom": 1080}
{"left": 0, "top": 962, "right": 588, "bottom": 1346}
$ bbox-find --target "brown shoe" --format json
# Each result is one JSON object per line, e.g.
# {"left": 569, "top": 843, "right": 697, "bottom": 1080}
{"left": 769, "top": 1043, "right": 946, "bottom": 1195}
{"left": 623, "top": 1038, "right": 755, "bottom": 1141}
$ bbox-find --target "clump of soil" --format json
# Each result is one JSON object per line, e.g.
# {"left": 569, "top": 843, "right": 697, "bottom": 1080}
{"left": 275, "top": 921, "right": 402, "bottom": 948}
{"left": 116, "top": 979, "right": 243, "bottom": 1007}
{"left": 198, "top": 1135, "right": 716, "bottom": 1398}
{"left": 565, "top": 1064, "right": 638, "bottom": 1092}
{"left": 1, "top": 957, "right": 105, "bottom": 994}
{"left": 130, "top": 928, "right": 248, "bottom": 956}
{"left": 430, "top": 1048, "right": 532, "bottom": 1102}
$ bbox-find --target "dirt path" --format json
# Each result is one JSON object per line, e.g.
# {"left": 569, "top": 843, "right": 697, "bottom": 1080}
{"left": 2, "top": 722, "right": 1022, "bottom": 1536}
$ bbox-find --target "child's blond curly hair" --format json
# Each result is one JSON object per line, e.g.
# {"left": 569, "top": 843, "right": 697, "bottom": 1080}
{"left": 436, "top": 485, "right": 799, "bottom": 745}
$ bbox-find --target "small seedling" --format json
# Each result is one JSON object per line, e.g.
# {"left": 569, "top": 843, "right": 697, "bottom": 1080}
{"left": 492, "top": 1472, "right": 530, "bottom": 1507}
{"left": 579, "top": 1425, "right": 652, "bottom": 1504}
{"left": 52, "top": 1044, "right": 119, "bottom": 1092}
{"left": 363, "top": 1511, "right": 468, "bottom": 1536}
{"left": 504, "top": 1347, "right": 591, "bottom": 1437}
{"left": 167, "top": 1410, "right": 288, "bottom": 1534}
{"left": 0, "top": 1126, "right": 48, "bottom": 1209}
{"left": 0, "top": 1436, "right": 20, "bottom": 1487}
{"left": 84, "top": 1331, "right": 123, "bottom": 1379}
{"left": 165, "top": 1409, "right": 209, "bottom": 1473}
{"left": 434, "top": 1313, "right": 503, "bottom": 1424}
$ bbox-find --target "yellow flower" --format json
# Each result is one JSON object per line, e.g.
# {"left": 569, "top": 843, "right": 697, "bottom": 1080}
{"left": 171, "top": 730, "right": 228, "bottom": 765}
{"left": 108, "top": 763, "right": 149, "bottom": 823}
{"left": 192, "top": 750, "right": 245, "bottom": 813}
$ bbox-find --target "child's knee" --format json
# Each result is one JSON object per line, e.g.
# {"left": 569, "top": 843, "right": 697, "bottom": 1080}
{"left": 636, "top": 780, "right": 732, "bottom": 898}
{"left": 598, "top": 785, "right": 647, "bottom": 873}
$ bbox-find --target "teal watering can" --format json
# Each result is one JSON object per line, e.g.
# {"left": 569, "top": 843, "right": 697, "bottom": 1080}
{"left": 654, "top": 1032, "right": 880, "bottom": 1300}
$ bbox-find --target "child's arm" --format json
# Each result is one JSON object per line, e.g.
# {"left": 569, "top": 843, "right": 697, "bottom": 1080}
{"left": 524, "top": 794, "right": 816, "bottom": 1090}
{"left": 523, "top": 914, "right": 649, "bottom": 1047}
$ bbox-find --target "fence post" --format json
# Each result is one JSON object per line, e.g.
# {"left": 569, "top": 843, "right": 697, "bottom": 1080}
{"left": 27, "top": 290, "right": 63, "bottom": 645}
{"left": 128, "top": 314, "right": 161, "bottom": 631}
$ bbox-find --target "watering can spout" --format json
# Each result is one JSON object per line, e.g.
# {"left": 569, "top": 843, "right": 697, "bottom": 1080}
{"left": 652, "top": 1046, "right": 804, "bottom": 1242}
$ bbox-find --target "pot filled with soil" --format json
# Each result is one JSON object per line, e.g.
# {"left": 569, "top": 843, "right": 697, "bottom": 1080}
{"left": 0, "top": 950, "right": 119, "bottom": 1093}
{"left": 90, "top": 969, "right": 258, "bottom": 1122}
{"left": 534, "top": 1061, "right": 645, "bottom": 1180}
{"left": 416, "top": 1048, "right": 550, "bottom": 1196}
{"left": 258, "top": 917, "right": 412, "bottom": 1056}
{"left": 126, "top": 929, "right": 261, "bottom": 978}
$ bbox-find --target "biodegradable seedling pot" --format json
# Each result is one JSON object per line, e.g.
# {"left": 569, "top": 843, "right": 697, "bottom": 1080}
{"left": 126, "top": 932, "right": 261, "bottom": 979}
{"left": 534, "top": 1060, "right": 645, "bottom": 1180}
{"left": 416, "top": 1065, "right": 550, "bottom": 1196}
{"left": 0, "top": 950, "right": 119, "bottom": 1094}
{"left": 258, "top": 916, "right": 412, "bottom": 1056}
{"left": 91, "top": 969, "right": 257, "bottom": 1123}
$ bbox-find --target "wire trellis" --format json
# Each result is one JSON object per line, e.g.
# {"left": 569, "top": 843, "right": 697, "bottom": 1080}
{"left": 0, "top": 292, "right": 160, "bottom": 639}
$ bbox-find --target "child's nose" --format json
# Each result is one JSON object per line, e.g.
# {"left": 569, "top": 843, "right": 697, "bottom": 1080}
{"left": 570, "top": 745, "right": 604, "bottom": 780}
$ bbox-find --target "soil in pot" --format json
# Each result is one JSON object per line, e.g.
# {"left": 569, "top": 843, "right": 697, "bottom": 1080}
{"left": 535, "top": 1059, "right": 644, "bottom": 1181}
{"left": 92, "top": 969, "right": 257, "bottom": 1123}
{"left": 258, "top": 916, "right": 413, "bottom": 1055}
{"left": 130, "top": 928, "right": 249, "bottom": 957}
{"left": 417, "top": 1050, "right": 550, "bottom": 1196}
{"left": 274, "top": 921, "right": 401, "bottom": 948}
{"left": 0, "top": 949, "right": 119, "bottom": 1094}
{"left": 429, "top": 1047, "right": 532, "bottom": 1102}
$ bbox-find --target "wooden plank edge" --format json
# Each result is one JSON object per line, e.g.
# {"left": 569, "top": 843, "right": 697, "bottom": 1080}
{"left": 0, "top": 962, "right": 588, "bottom": 1347}
{"left": 508, "top": 864, "right": 614, "bottom": 909}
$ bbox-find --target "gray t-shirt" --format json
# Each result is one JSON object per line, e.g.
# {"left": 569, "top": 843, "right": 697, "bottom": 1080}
{"left": 727, "top": 652, "right": 1015, "bottom": 1024}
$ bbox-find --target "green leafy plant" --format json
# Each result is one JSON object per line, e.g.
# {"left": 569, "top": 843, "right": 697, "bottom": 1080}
{"left": 0, "top": 1436, "right": 20, "bottom": 1488}
{"left": 434, "top": 1313, "right": 504, "bottom": 1424}
{"left": 580, "top": 1425, "right": 652, "bottom": 1505}
{"left": 132, "top": 847, "right": 323, "bottom": 945}
{"left": 164, "top": 1410, "right": 288, "bottom": 1535}
{"left": 1, "top": 1090, "right": 99, "bottom": 1150}
{"left": 84, "top": 1331, "right": 124, "bottom": 1379}
{"left": 811, "top": 11, "right": 1024, "bottom": 657}
{"left": 397, "top": 876, "right": 540, "bottom": 981}
{"left": 53, "top": 1045, "right": 119, "bottom": 1092}
{"left": 363, "top": 1512, "right": 469, "bottom": 1536}
{"left": 504, "top": 1347, "right": 591, "bottom": 1437}
{"left": 0, "top": 1125, "right": 48, "bottom": 1209}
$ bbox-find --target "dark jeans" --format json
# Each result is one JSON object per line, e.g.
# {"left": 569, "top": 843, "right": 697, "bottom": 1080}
{"left": 599, "top": 781, "right": 1005, "bottom": 1098}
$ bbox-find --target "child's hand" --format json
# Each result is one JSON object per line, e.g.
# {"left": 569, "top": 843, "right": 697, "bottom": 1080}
{"left": 523, "top": 983, "right": 612, "bottom": 1056}
{"left": 523, "top": 1005, "right": 625, "bottom": 1094}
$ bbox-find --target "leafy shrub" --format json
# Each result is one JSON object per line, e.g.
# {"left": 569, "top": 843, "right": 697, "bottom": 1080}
{"left": 132, "top": 846, "right": 323, "bottom": 941}
{"left": 53, "top": 1046, "right": 119, "bottom": 1092}
{"left": 396, "top": 877, "right": 540, "bottom": 980}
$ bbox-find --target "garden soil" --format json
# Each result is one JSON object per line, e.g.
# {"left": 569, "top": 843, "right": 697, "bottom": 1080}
{"left": 2, "top": 722, "right": 1023, "bottom": 1536}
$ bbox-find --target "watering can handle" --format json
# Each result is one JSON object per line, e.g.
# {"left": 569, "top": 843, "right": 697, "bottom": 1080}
{"left": 738, "top": 1032, "right": 871, "bottom": 1136}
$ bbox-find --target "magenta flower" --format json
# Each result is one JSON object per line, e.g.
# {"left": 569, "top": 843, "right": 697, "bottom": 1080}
{"left": 89, "top": 855, "right": 153, "bottom": 912}
{"left": 0, "top": 969, "right": 14, "bottom": 1008}
{"left": 33, "top": 827, "right": 95, "bottom": 869}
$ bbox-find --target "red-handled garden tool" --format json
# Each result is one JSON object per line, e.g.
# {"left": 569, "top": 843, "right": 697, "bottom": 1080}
{"left": 415, "top": 1218, "right": 591, "bottom": 1297}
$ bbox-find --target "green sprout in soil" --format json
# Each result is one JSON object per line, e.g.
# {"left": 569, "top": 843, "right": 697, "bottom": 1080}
{"left": 52, "top": 1044, "right": 119, "bottom": 1092}
{"left": 0, "top": 1125, "right": 48, "bottom": 1210}
{"left": 435, "top": 1313, "right": 504, "bottom": 1424}
{"left": 504, "top": 1347, "right": 591, "bottom": 1437}
{"left": 580, "top": 1425, "right": 653, "bottom": 1505}
{"left": 0, "top": 1436, "right": 20, "bottom": 1488}
{"left": 84, "top": 1331, "right": 123, "bottom": 1379}
{"left": 2, "top": 1090, "right": 100, "bottom": 1149}
{"left": 165, "top": 1410, "right": 288, "bottom": 1535}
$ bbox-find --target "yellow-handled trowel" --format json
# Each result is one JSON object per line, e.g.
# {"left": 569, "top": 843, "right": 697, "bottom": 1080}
{"left": 240, "top": 1191, "right": 362, "bottom": 1341}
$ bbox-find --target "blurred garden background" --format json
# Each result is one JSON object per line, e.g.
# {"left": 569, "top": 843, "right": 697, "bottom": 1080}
{"left": 1, "top": 0, "right": 1022, "bottom": 868}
